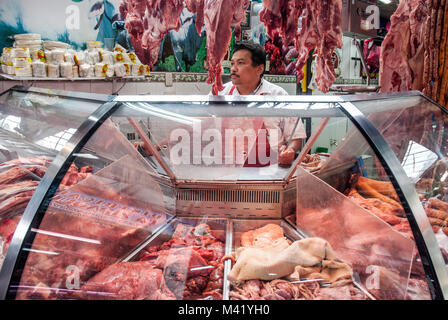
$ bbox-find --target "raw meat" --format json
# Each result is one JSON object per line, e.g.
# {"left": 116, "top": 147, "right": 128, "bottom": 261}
{"left": 230, "top": 278, "right": 320, "bottom": 300}
{"left": 138, "top": 223, "right": 225, "bottom": 299}
{"left": 203, "top": 0, "right": 250, "bottom": 95}
{"left": 120, "top": 0, "right": 185, "bottom": 67}
{"left": 379, "top": 0, "right": 432, "bottom": 93}
{"left": 81, "top": 261, "right": 176, "bottom": 300}
{"left": 240, "top": 223, "right": 285, "bottom": 248}
{"left": 185, "top": 0, "right": 205, "bottom": 35}
{"left": 259, "top": 0, "right": 304, "bottom": 46}
{"left": 261, "top": 0, "right": 343, "bottom": 93}
{"left": 0, "top": 166, "right": 46, "bottom": 185}
{"left": 314, "top": 284, "right": 365, "bottom": 300}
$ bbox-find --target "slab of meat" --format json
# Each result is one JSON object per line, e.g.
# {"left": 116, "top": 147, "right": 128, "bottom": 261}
{"left": 202, "top": 0, "right": 250, "bottom": 95}
{"left": 379, "top": 0, "right": 434, "bottom": 93}
{"left": 185, "top": 0, "right": 205, "bottom": 35}
{"left": 120, "top": 0, "right": 185, "bottom": 67}
{"left": 81, "top": 261, "right": 176, "bottom": 300}
{"left": 0, "top": 166, "right": 46, "bottom": 185}
{"left": 259, "top": 0, "right": 304, "bottom": 46}
{"left": 0, "top": 181, "right": 39, "bottom": 220}
{"left": 0, "top": 181, "right": 39, "bottom": 203}
{"left": 0, "top": 156, "right": 50, "bottom": 168}
{"left": 240, "top": 223, "right": 286, "bottom": 248}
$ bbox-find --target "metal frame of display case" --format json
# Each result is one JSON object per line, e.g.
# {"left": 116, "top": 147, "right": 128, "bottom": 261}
{"left": 0, "top": 87, "right": 447, "bottom": 300}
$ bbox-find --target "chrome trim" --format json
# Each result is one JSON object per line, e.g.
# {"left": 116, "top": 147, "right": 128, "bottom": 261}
{"left": 8, "top": 85, "right": 113, "bottom": 103}
{"left": 120, "top": 216, "right": 176, "bottom": 262}
{"left": 0, "top": 101, "right": 122, "bottom": 300}
{"left": 338, "top": 101, "right": 448, "bottom": 300}
{"left": 222, "top": 218, "right": 233, "bottom": 300}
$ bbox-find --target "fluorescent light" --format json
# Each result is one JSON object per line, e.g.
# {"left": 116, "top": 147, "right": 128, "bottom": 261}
{"left": 379, "top": 0, "right": 392, "bottom": 4}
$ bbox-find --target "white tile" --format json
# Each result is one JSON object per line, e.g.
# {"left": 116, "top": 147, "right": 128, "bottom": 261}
{"left": 90, "top": 81, "right": 113, "bottom": 94}
{"left": 2, "top": 81, "right": 23, "bottom": 91}
{"left": 33, "top": 81, "right": 65, "bottom": 90}
{"left": 65, "top": 81, "right": 91, "bottom": 93}
{"left": 114, "top": 82, "right": 137, "bottom": 95}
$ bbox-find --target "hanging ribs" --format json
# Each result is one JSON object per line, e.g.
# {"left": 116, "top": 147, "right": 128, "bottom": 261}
{"left": 120, "top": 0, "right": 185, "bottom": 67}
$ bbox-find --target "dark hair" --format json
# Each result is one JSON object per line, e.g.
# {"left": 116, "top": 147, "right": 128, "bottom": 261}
{"left": 233, "top": 41, "right": 266, "bottom": 75}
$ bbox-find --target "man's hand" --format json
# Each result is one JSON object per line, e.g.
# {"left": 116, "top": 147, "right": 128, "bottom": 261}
{"left": 278, "top": 144, "right": 295, "bottom": 166}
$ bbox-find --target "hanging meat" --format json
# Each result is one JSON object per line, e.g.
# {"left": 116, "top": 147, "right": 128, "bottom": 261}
{"left": 120, "top": 0, "right": 185, "bottom": 67}
{"left": 379, "top": 0, "right": 448, "bottom": 101}
{"left": 259, "top": 0, "right": 304, "bottom": 47}
{"left": 195, "top": 0, "right": 250, "bottom": 95}
{"left": 259, "top": 0, "right": 343, "bottom": 93}
{"left": 379, "top": 0, "right": 426, "bottom": 93}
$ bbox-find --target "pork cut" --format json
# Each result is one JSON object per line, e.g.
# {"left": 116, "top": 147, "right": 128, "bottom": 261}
{"left": 202, "top": 0, "right": 250, "bottom": 95}
{"left": 259, "top": 0, "right": 304, "bottom": 48}
{"left": 81, "top": 261, "right": 176, "bottom": 300}
{"left": 120, "top": 0, "right": 185, "bottom": 67}
{"left": 379, "top": 0, "right": 432, "bottom": 93}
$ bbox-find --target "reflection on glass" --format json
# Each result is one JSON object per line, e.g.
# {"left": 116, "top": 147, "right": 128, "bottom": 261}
{"left": 401, "top": 140, "right": 438, "bottom": 181}
{"left": 35, "top": 128, "right": 77, "bottom": 152}
{"left": 0, "top": 116, "right": 21, "bottom": 133}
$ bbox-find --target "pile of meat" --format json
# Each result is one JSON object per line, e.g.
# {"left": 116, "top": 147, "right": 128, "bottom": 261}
{"left": 259, "top": 0, "right": 343, "bottom": 93}
{"left": 0, "top": 156, "right": 95, "bottom": 268}
{"left": 15, "top": 166, "right": 166, "bottom": 300}
{"left": 79, "top": 222, "right": 225, "bottom": 300}
{"left": 423, "top": 198, "right": 448, "bottom": 237}
{"left": 345, "top": 174, "right": 448, "bottom": 289}
{"left": 300, "top": 153, "right": 328, "bottom": 173}
{"left": 380, "top": 0, "right": 448, "bottom": 106}
{"left": 345, "top": 174, "right": 448, "bottom": 240}
{"left": 0, "top": 157, "right": 48, "bottom": 267}
{"left": 227, "top": 223, "right": 366, "bottom": 300}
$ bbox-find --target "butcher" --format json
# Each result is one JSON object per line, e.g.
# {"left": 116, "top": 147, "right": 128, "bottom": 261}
{"left": 215, "top": 41, "right": 306, "bottom": 166}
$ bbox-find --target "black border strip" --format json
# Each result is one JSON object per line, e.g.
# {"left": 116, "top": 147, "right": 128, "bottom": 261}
{"left": 338, "top": 101, "right": 448, "bottom": 300}
{"left": 0, "top": 100, "right": 121, "bottom": 300}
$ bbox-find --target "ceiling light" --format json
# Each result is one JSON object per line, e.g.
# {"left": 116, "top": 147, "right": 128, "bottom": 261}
{"left": 379, "top": 0, "right": 392, "bottom": 4}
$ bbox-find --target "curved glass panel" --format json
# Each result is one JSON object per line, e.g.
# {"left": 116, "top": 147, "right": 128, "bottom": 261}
{"left": 0, "top": 88, "right": 103, "bottom": 271}
{"left": 11, "top": 111, "right": 169, "bottom": 300}
{"left": 353, "top": 96, "right": 448, "bottom": 271}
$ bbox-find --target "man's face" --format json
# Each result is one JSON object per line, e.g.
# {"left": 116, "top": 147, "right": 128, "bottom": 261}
{"left": 230, "top": 49, "right": 264, "bottom": 86}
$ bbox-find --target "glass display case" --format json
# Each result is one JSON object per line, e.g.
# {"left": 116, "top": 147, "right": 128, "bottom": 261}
{"left": 0, "top": 86, "right": 447, "bottom": 300}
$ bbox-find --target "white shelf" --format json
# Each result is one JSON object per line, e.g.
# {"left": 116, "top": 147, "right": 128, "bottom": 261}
{"left": 0, "top": 73, "right": 147, "bottom": 81}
